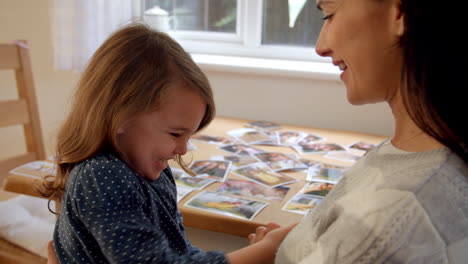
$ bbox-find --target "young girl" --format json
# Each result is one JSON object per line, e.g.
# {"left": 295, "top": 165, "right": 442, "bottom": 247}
{"left": 42, "top": 23, "right": 295, "bottom": 264}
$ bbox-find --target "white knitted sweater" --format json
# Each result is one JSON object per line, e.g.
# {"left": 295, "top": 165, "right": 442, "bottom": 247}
{"left": 275, "top": 141, "right": 468, "bottom": 264}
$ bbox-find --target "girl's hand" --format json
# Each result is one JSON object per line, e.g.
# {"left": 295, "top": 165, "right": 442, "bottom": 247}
{"left": 248, "top": 222, "right": 281, "bottom": 245}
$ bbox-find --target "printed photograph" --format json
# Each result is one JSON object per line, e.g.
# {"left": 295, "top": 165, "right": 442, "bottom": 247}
{"left": 172, "top": 168, "right": 216, "bottom": 190}
{"left": 278, "top": 131, "right": 308, "bottom": 146}
{"left": 189, "top": 160, "right": 232, "bottom": 182}
{"left": 282, "top": 194, "right": 322, "bottom": 215}
{"left": 9, "top": 160, "right": 56, "bottom": 178}
{"left": 253, "top": 152, "right": 307, "bottom": 171}
{"left": 298, "top": 158, "right": 322, "bottom": 168}
{"left": 244, "top": 120, "right": 281, "bottom": 131}
{"left": 293, "top": 142, "right": 345, "bottom": 154}
{"left": 299, "top": 182, "right": 335, "bottom": 197}
{"left": 324, "top": 151, "right": 362, "bottom": 163}
{"left": 176, "top": 185, "right": 194, "bottom": 202}
{"left": 191, "top": 134, "right": 237, "bottom": 145}
{"left": 232, "top": 163, "right": 298, "bottom": 188}
{"left": 211, "top": 155, "right": 259, "bottom": 168}
{"left": 227, "top": 128, "right": 275, "bottom": 145}
{"left": 185, "top": 191, "right": 269, "bottom": 220}
{"left": 219, "top": 144, "right": 264, "bottom": 156}
{"left": 215, "top": 179, "right": 290, "bottom": 201}
{"left": 348, "top": 141, "right": 377, "bottom": 152}
{"left": 307, "top": 166, "right": 346, "bottom": 184}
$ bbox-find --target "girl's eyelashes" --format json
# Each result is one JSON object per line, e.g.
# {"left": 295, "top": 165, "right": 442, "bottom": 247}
{"left": 322, "top": 14, "right": 334, "bottom": 20}
{"left": 170, "top": 133, "right": 182, "bottom": 138}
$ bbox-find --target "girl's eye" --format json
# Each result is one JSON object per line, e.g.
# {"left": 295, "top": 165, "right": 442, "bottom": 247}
{"left": 170, "top": 133, "right": 181, "bottom": 138}
{"left": 322, "top": 14, "right": 334, "bottom": 20}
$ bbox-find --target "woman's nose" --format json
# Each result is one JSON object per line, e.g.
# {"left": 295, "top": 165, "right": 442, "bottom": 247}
{"left": 315, "top": 27, "right": 331, "bottom": 57}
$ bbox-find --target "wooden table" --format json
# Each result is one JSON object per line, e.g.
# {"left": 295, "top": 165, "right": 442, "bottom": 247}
{"left": 173, "top": 116, "right": 387, "bottom": 237}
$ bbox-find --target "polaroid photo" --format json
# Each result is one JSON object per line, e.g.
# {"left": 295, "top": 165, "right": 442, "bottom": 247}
{"left": 244, "top": 120, "right": 281, "bottom": 131}
{"left": 185, "top": 191, "right": 269, "bottom": 220}
{"left": 297, "top": 133, "right": 325, "bottom": 145}
{"left": 9, "top": 160, "right": 56, "bottom": 178}
{"left": 348, "top": 140, "right": 377, "bottom": 152}
{"left": 251, "top": 131, "right": 280, "bottom": 146}
{"left": 298, "top": 158, "right": 323, "bottom": 167}
{"left": 299, "top": 181, "right": 335, "bottom": 197}
{"left": 307, "top": 166, "right": 346, "bottom": 184}
{"left": 172, "top": 168, "right": 216, "bottom": 190}
{"left": 253, "top": 152, "right": 307, "bottom": 171}
{"left": 232, "top": 163, "right": 298, "bottom": 188}
{"left": 278, "top": 131, "right": 308, "bottom": 146}
{"left": 191, "top": 134, "right": 237, "bottom": 145}
{"left": 324, "top": 151, "right": 362, "bottom": 163}
{"left": 210, "top": 155, "right": 259, "bottom": 168}
{"left": 282, "top": 194, "right": 322, "bottom": 215}
{"left": 176, "top": 185, "right": 194, "bottom": 203}
{"left": 218, "top": 144, "right": 264, "bottom": 156}
{"left": 226, "top": 128, "right": 278, "bottom": 145}
{"left": 215, "top": 179, "right": 290, "bottom": 201}
{"left": 292, "top": 142, "right": 346, "bottom": 155}
{"left": 189, "top": 160, "right": 232, "bottom": 182}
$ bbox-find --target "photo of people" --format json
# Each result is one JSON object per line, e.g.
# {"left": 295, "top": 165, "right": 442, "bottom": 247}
{"left": 232, "top": 163, "right": 297, "bottom": 188}
{"left": 348, "top": 141, "right": 377, "bottom": 152}
{"left": 189, "top": 160, "right": 232, "bottom": 182}
{"left": 185, "top": 191, "right": 269, "bottom": 220}
{"left": 172, "top": 168, "right": 216, "bottom": 190}
{"left": 176, "top": 186, "right": 193, "bottom": 202}
{"left": 190, "top": 134, "right": 236, "bottom": 145}
{"left": 293, "top": 142, "right": 345, "bottom": 154}
{"left": 253, "top": 152, "right": 307, "bottom": 171}
{"left": 219, "top": 144, "right": 264, "bottom": 156}
{"left": 299, "top": 182, "right": 335, "bottom": 197}
{"left": 282, "top": 194, "right": 322, "bottom": 215}
{"left": 278, "top": 130, "right": 308, "bottom": 146}
{"left": 215, "top": 179, "right": 290, "bottom": 201}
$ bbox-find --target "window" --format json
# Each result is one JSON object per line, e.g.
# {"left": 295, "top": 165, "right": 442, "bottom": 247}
{"left": 138, "top": 0, "right": 326, "bottom": 62}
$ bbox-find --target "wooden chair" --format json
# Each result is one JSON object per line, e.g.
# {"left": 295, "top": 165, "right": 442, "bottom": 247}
{"left": 0, "top": 40, "right": 47, "bottom": 264}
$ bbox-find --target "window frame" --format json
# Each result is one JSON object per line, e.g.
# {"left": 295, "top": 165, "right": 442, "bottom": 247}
{"left": 138, "top": 0, "right": 329, "bottom": 63}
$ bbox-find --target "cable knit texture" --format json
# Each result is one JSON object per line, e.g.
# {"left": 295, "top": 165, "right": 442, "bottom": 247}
{"left": 275, "top": 140, "right": 468, "bottom": 264}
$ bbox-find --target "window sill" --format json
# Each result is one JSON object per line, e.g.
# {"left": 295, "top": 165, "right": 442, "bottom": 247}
{"left": 191, "top": 53, "right": 341, "bottom": 81}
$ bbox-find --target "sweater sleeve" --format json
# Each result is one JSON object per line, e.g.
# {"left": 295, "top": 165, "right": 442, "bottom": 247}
{"left": 66, "top": 158, "right": 227, "bottom": 264}
{"left": 277, "top": 189, "right": 449, "bottom": 264}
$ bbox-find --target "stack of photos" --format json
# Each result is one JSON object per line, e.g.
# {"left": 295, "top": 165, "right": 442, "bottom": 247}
{"left": 232, "top": 163, "right": 297, "bottom": 188}
{"left": 215, "top": 179, "right": 290, "bottom": 201}
{"left": 282, "top": 194, "right": 322, "bottom": 215}
{"left": 185, "top": 191, "right": 269, "bottom": 220}
{"left": 189, "top": 160, "right": 232, "bottom": 182}
{"left": 278, "top": 131, "right": 309, "bottom": 146}
{"left": 244, "top": 120, "right": 281, "bottom": 131}
{"left": 306, "top": 162, "right": 350, "bottom": 183}
{"left": 211, "top": 155, "right": 259, "bottom": 168}
{"left": 9, "top": 160, "right": 56, "bottom": 178}
{"left": 227, "top": 128, "right": 279, "bottom": 145}
{"left": 172, "top": 168, "right": 216, "bottom": 190}
{"left": 299, "top": 181, "right": 335, "bottom": 197}
{"left": 191, "top": 134, "right": 237, "bottom": 145}
{"left": 253, "top": 152, "right": 307, "bottom": 171}
{"left": 219, "top": 144, "right": 264, "bottom": 156}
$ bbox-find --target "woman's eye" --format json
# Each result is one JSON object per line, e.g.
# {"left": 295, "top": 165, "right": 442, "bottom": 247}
{"left": 170, "top": 133, "right": 181, "bottom": 138}
{"left": 322, "top": 14, "right": 334, "bottom": 20}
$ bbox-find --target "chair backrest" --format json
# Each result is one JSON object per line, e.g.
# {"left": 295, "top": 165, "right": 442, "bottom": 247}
{"left": 0, "top": 41, "right": 46, "bottom": 181}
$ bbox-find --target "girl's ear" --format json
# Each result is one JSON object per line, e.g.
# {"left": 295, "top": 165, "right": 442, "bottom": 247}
{"left": 117, "top": 127, "right": 125, "bottom": 134}
{"left": 392, "top": 0, "right": 405, "bottom": 37}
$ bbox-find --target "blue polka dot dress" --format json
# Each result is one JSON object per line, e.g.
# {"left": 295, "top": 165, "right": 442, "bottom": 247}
{"left": 53, "top": 153, "right": 228, "bottom": 264}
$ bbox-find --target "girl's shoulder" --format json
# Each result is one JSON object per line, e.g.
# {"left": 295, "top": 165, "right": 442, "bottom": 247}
{"left": 66, "top": 153, "right": 144, "bottom": 208}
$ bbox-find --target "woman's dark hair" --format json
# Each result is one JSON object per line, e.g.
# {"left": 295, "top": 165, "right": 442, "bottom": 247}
{"left": 399, "top": 1, "right": 467, "bottom": 163}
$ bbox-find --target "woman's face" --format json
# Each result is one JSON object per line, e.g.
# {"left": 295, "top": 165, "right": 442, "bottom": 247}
{"left": 315, "top": 0, "right": 404, "bottom": 105}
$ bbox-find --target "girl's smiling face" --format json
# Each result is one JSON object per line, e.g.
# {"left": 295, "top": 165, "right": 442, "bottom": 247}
{"left": 315, "top": 0, "right": 404, "bottom": 105}
{"left": 116, "top": 81, "right": 206, "bottom": 180}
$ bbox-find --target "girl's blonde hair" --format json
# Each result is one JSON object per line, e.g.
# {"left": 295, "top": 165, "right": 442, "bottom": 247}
{"left": 40, "top": 23, "right": 215, "bottom": 205}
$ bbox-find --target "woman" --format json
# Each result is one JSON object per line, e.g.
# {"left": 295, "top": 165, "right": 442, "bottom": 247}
{"left": 275, "top": 0, "right": 467, "bottom": 263}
